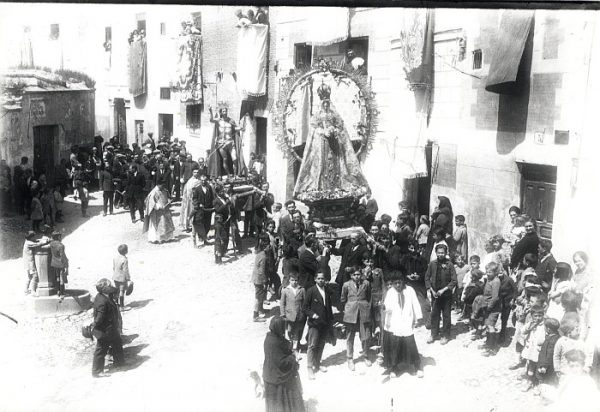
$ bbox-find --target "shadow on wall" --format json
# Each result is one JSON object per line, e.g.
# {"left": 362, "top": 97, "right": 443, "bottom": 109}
{"left": 495, "top": 17, "right": 534, "bottom": 155}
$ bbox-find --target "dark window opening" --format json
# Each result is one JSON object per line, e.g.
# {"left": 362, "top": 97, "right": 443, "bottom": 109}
{"left": 472, "top": 49, "right": 483, "bottom": 70}
{"left": 186, "top": 104, "right": 202, "bottom": 130}
{"left": 310, "top": 37, "right": 369, "bottom": 74}
{"left": 160, "top": 88, "right": 171, "bottom": 100}
{"left": 50, "top": 24, "right": 59, "bottom": 40}
{"left": 191, "top": 12, "right": 202, "bottom": 32}
{"left": 294, "top": 43, "right": 312, "bottom": 69}
{"left": 160, "top": 22, "right": 166, "bottom": 36}
{"left": 137, "top": 20, "right": 146, "bottom": 33}
{"left": 105, "top": 27, "right": 112, "bottom": 42}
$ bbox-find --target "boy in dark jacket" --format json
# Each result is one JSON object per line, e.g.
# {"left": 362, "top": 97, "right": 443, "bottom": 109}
{"left": 536, "top": 318, "right": 561, "bottom": 385}
{"left": 425, "top": 244, "right": 457, "bottom": 345}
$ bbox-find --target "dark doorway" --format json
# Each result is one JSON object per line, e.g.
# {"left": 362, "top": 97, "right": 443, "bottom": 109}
{"left": 158, "top": 114, "right": 173, "bottom": 140}
{"left": 114, "top": 98, "right": 127, "bottom": 145}
{"left": 415, "top": 141, "right": 433, "bottom": 219}
{"left": 256, "top": 117, "right": 267, "bottom": 157}
{"left": 33, "top": 125, "right": 58, "bottom": 185}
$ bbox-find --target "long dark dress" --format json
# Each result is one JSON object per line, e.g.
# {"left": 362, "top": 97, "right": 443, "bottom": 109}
{"left": 263, "top": 318, "right": 305, "bottom": 412}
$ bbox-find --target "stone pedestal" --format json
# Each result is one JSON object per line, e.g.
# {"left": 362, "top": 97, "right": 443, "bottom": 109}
{"left": 27, "top": 289, "right": 91, "bottom": 317}
{"left": 34, "top": 248, "right": 56, "bottom": 297}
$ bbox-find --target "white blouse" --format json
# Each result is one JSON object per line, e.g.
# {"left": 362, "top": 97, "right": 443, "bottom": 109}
{"left": 383, "top": 286, "right": 422, "bottom": 337}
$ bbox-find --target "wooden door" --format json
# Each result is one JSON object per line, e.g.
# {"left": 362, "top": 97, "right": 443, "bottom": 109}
{"left": 522, "top": 180, "right": 556, "bottom": 239}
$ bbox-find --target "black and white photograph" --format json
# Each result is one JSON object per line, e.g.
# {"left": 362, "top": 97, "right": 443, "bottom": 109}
{"left": 0, "top": 2, "right": 599, "bottom": 411}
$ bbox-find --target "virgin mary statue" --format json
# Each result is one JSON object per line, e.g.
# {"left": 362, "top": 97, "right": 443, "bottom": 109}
{"left": 293, "top": 82, "right": 369, "bottom": 197}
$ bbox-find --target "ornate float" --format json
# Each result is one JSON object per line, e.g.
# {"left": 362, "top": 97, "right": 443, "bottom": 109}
{"left": 273, "top": 59, "right": 379, "bottom": 236}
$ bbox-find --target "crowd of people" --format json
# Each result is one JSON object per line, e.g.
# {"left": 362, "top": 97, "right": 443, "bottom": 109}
{"left": 10, "top": 134, "right": 599, "bottom": 408}
{"left": 259, "top": 197, "right": 600, "bottom": 411}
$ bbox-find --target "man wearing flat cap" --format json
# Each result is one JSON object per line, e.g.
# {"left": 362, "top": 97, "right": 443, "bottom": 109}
{"left": 91, "top": 278, "right": 124, "bottom": 377}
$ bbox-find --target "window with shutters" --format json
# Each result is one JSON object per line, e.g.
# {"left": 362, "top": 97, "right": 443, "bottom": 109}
{"left": 160, "top": 22, "right": 166, "bottom": 36}
{"left": 520, "top": 163, "right": 556, "bottom": 240}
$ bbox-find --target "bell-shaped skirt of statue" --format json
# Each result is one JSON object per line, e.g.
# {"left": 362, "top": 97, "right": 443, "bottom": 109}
{"left": 293, "top": 108, "right": 368, "bottom": 196}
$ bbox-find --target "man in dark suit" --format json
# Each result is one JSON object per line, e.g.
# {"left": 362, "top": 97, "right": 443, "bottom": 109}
{"left": 303, "top": 272, "right": 334, "bottom": 380}
{"left": 298, "top": 237, "right": 320, "bottom": 289}
{"left": 98, "top": 161, "right": 114, "bottom": 216}
{"left": 91, "top": 278, "right": 124, "bottom": 377}
{"left": 153, "top": 161, "right": 172, "bottom": 197}
{"left": 125, "top": 164, "right": 146, "bottom": 223}
{"left": 332, "top": 232, "right": 368, "bottom": 288}
{"left": 277, "top": 200, "right": 297, "bottom": 242}
{"left": 253, "top": 182, "right": 275, "bottom": 238}
{"left": 192, "top": 174, "right": 215, "bottom": 243}
{"left": 170, "top": 155, "right": 181, "bottom": 201}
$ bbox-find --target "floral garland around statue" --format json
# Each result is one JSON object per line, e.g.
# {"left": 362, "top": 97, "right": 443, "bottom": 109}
{"left": 272, "top": 59, "right": 379, "bottom": 164}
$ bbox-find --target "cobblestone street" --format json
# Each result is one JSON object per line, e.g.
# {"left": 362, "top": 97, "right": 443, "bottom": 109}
{"left": 0, "top": 192, "right": 545, "bottom": 412}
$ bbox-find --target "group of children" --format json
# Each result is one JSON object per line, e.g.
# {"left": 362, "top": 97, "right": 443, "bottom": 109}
{"left": 446, "top": 234, "right": 600, "bottom": 403}
{"left": 262, "top": 202, "right": 600, "bottom": 408}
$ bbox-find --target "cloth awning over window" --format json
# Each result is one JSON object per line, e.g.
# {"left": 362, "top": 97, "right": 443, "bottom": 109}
{"left": 303, "top": 7, "right": 350, "bottom": 46}
{"left": 485, "top": 10, "right": 534, "bottom": 94}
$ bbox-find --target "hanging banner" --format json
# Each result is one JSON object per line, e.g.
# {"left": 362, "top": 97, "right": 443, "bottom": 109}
{"left": 175, "top": 34, "right": 203, "bottom": 102}
{"left": 237, "top": 24, "right": 268, "bottom": 97}
{"left": 128, "top": 40, "right": 147, "bottom": 97}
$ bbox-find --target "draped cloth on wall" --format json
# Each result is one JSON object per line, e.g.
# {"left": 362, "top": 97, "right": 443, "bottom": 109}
{"left": 237, "top": 24, "right": 268, "bottom": 97}
{"left": 176, "top": 34, "right": 203, "bottom": 103}
{"left": 128, "top": 40, "right": 147, "bottom": 97}
{"left": 485, "top": 10, "right": 534, "bottom": 94}
{"left": 392, "top": 9, "right": 433, "bottom": 179}
{"left": 303, "top": 7, "right": 350, "bottom": 46}
{"left": 294, "top": 82, "right": 312, "bottom": 146}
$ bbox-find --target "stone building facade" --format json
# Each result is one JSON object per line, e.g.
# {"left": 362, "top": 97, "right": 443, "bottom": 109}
{"left": 0, "top": 70, "right": 94, "bottom": 184}
{"left": 427, "top": 9, "right": 598, "bottom": 259}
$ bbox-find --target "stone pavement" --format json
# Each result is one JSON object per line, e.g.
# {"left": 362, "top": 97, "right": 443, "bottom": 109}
{"left": 0, "top": 192, "right": 546, "bottom": 412}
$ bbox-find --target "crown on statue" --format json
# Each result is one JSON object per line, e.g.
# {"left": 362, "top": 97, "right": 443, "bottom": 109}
{"left": 217, "top": 101, "right": 230, "bottom": 110}
{"left": 317, "top": 83, "right": 331, "bottom": 102}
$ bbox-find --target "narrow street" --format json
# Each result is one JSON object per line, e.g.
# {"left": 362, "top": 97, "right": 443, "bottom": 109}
{"left": 0, "top": 193, "right": 544, "bottom": 412}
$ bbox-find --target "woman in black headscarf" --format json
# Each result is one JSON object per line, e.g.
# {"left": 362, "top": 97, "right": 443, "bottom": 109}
{"left": 263, "top": 316, "right": 305, "bottom": 412}
{"left": 425, "top": 196, "right": 454, "bottom": 261}
{"left": 432, "top": 196, "right": 453, "bottom": 234}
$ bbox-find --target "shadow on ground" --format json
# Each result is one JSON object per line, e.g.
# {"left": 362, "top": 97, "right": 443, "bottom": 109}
{"left": 320, "top": 350, "right": 347, "bottom": 368}
{"left": 109, "top": 343, "right": 150, "bottom": 373}
{"left": 127, "top": 299, "right": 153, "bottom": 310}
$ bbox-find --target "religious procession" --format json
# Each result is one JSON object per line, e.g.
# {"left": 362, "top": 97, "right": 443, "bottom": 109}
{"left": 1, "top": 4, "right": 600, "bottom": 412}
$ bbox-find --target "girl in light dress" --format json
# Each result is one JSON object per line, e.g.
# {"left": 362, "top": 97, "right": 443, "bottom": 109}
{"left": 546, "top": 262, "right": 574, "bottom": 321}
